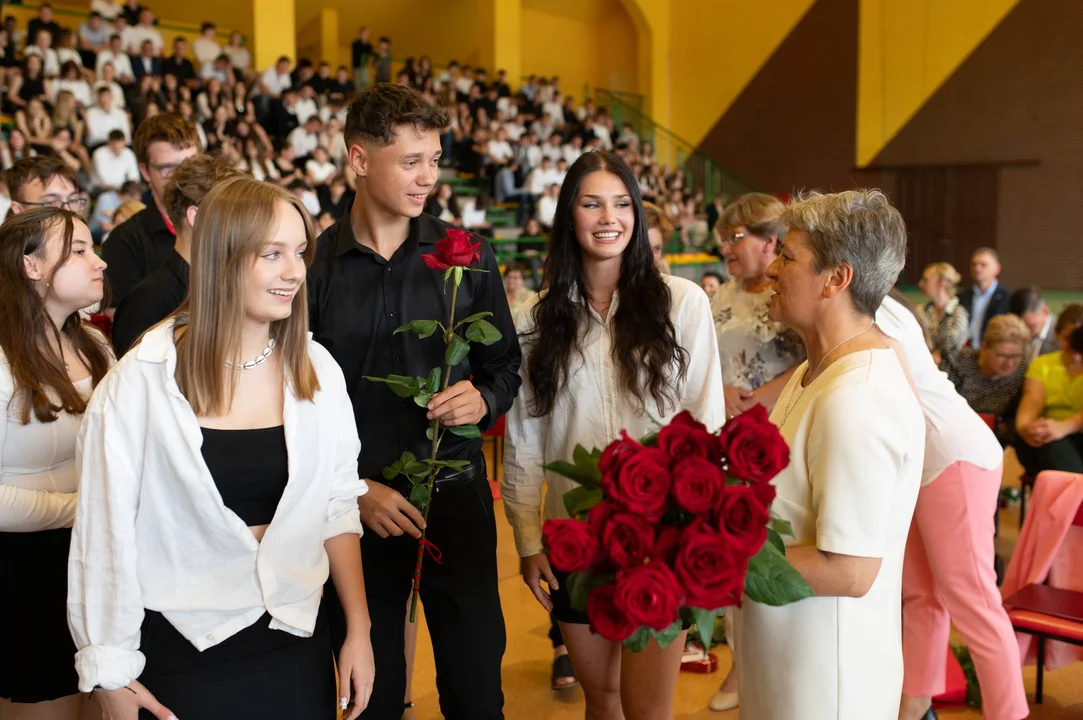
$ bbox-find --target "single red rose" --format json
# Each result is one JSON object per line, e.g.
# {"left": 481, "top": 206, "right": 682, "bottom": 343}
{"left": 718, "top": 404, "right": 790, "bottom": 484}
{"left": 670, "top": 456, "right": 725, "bottom": 514}
{"left": 421, "top": 228, "right": 483, "bottom": 270}
{"left": 650, "top": 526, "right": 682, "bottom": 565}
{"left": 670, "top": 410, "right": 709, "bottom": 434}
{"left": 598, "top": 431, "right": 643, "bottom": 478}
{"left": 615, "top": 561, "right": 684, "bottom": 630}
{"left": 601, "top": 512, "right": 656, "bottom": 569}
{"left": 587, "top": 500, "right": 619, "bottom": 539}
{"left": 657, "top": 423, "right": 722, "bottom": 466}
{"left": 675, "top": 519, "right": 745, "bottom": 610}
{"left": 543, "top": 519, "right": 598, "bottom": 573}
{"left": 602, "top": 447, "right": 672, "bottom": 522}
{"left": 718, "top": 484, "right": 770, "bottom": 558}
{"left": 587, "top": 583, "right": 638, "bottom": 642}
{"left": 751, "top": 479, "right": 777, "bottom": 509}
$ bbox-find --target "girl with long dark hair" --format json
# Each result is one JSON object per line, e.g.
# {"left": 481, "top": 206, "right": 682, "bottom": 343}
{"left": 502, "top": 151, "right": 725, "bottom": 718}
{"left": 0, "top": 208, "right": 112, "bottom": 719}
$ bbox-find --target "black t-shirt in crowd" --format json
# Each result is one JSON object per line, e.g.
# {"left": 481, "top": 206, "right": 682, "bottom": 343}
{"left": 111, "top": 249, "right": 189, "bottom": 357}
{"left": 162, "top": 56, "right": 197, "bottom": 84}
{"left": 102, "top": 205, "right": 176, "bottom": 309}
{"left": 351, "top": 40, "right": 372, "bottom": 69}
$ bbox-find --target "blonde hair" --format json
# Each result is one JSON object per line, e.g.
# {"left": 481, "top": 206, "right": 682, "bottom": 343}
{"left": 174, "top": 176, "right": 319, "bottom": 416}
{"left": 112, "top": 200, "right": 145, "bottom": 226}
{"left": 722, "top": 192, "right": 786, "bottom": 250}
{"left": 983, "top": 314, "right": 1030, "bottom": 348}
{"left": 924, "top": 262, "right": 961, "bottom": 294}
{"left": 642, "top": 200, "right": 674, "bottom": 235}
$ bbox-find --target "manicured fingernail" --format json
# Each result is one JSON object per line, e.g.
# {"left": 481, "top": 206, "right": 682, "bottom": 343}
{"left": 168, "top": 715, "right": 179, "bottom": 720}
{"left": 340, "top": 698, "right": 348, "bottom": 710}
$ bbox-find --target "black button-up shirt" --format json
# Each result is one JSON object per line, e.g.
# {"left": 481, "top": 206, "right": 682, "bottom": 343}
{"left": 309, "top": 212, "right": 522, "bottom": 481}
{"left": 102, "top": 205, "right": 176, "bottom": 308}
{"left": 111, "top": 249, "right": 189, "bottom": 357}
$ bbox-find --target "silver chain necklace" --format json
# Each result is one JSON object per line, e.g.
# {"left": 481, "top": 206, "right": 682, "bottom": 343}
{"left": 225, "top": 338, "right": 276, "bottom": 370}
{"left": 780, "top": 322, "right": 874, "bottom": 426}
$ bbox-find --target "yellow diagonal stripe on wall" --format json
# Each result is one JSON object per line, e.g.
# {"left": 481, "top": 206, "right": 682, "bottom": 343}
{"left": 670, "top": 0, "right": 815, "bottom": 146}
{"left": 857, "top": 0, "right": 1020, "bottom": 167}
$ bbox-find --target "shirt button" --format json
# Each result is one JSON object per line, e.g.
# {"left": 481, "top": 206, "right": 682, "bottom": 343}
{"left": 206, "top": 633, "right": 214, "bottom": 641}
{"left": 385, "top": 265, "right": 392, "bottom": 272}
{"left": 390, "top": 311, "right": 397, "bottom": 318}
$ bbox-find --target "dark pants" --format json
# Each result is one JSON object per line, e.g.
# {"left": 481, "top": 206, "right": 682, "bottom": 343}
{"left": 548, "top": 611, "right": 564, "bottom": 649}
{"left": 327, "top": 459, "right": 506, "bottom": 720}
{"left": 1014, "top": 432, "right": 1083, "bottom": 476}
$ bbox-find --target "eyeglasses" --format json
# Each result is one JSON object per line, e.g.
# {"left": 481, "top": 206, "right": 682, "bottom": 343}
{"left": 719, "top": 231, "right": 751, "bottom": 246}
{"left": 20, "top": 193, "right": 89, "bottom": 212}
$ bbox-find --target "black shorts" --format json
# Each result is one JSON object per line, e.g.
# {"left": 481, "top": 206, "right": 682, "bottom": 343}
{"left": 550, "top": 570, "right": 590, "bottom": 626}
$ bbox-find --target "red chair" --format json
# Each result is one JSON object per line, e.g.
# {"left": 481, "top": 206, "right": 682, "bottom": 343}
{"left": 483, "top": 415, "right": 505, "bottom": 500}
{"left": 1004, "top": 495, "right": 1083, "bottom": 703}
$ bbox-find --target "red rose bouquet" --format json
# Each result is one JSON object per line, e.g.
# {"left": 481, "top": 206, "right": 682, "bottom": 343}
{"left": 542, "top": 406, "right": 813, "bottom": 651}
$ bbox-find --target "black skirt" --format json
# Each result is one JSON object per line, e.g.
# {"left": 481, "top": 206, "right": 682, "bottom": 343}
{"left": 0, "top": 528, "right": 81, "bottom": 703}
{"left": 138, "top": 603, "right": 337, "bottom": 720}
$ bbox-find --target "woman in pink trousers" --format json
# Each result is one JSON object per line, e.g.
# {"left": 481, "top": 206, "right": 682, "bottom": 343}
{"left": 878, "top": 292, "right": 1029, "bottom": 720}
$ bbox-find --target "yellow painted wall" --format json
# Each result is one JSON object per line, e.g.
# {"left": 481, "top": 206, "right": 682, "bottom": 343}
{"left": 521, "top": 0, "right": 638, "bottom": 103}
{"left": 668, "top": 0, "right": 814, "bottom": 146}
{"left": 857, "top": 0, "right": 1021, "bottom": 166}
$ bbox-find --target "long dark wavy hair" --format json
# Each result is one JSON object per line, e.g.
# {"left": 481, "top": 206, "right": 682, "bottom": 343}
{"left": 0, "top": 208, "right": 111, "bottom": 423}
{"left": 525, "top": 151, "right": 688, "bottom": 417}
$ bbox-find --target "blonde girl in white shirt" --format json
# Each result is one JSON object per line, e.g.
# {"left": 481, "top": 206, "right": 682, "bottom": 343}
{"left": 68, "top": 177, "right": 374, "bottom": 719}
{"left": 503, "top": 151, "right": 725, "bottom": 719}
{"left": 0, "top": 208, "right": 112, "bottom": 720}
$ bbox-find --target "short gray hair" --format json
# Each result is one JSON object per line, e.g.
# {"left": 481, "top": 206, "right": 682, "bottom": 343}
{"left": 781, "top": 189, "right": 907, "bottom": 317}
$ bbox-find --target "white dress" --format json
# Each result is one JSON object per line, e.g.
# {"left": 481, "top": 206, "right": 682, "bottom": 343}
{"left": 735, "top": 349, "right": 925, "bottom": 720}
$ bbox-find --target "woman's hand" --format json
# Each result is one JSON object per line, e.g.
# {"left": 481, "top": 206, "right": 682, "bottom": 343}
{"left": 337, "top": 632, "right": 375, "bottom": 720}
{"left": 96, "top": 681, "right": 178, "bottom": 720}
{"left": 1020, "top": 419, "right": 1053, "bottom": 447}
{"left": 521, "top": 552, "right": 558, "bottom": 612}
{"left": 1035, "top": 418, "right": 1073, "bottom": 444}
{"left": 724, "top": 386, "right": 756, "bottom": 420}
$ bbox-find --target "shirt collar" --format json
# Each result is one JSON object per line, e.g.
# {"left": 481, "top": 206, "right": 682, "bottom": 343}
{"left": 332, "top": 208, "right": 442, "bottom": 258}
{"left": 973, "top": 280, "right": 998, "bottom": 298}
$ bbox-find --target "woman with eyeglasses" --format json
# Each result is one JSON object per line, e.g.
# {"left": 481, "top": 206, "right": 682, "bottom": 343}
{"left": 0, "top": 208, "right": 112, "bottom": 720}
{"left": 706, "top": 192, "right": 805, "bottom": 713}
{"left": 69, "top": 176, "right": 374, "bottom": 719}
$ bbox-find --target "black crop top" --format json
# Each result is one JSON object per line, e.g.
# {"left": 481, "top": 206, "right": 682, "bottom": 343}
{"left": 200, "top": 425, "right": 288, "bottom": 527}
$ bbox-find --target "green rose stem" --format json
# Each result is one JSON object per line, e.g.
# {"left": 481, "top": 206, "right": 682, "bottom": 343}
{"left": 409, "top": 272, "right": 460, "bottom": 624}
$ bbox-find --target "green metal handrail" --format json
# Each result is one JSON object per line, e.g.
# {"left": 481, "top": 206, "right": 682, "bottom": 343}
{"left": 592, "top": 86, "right": 758, "bottom": 201}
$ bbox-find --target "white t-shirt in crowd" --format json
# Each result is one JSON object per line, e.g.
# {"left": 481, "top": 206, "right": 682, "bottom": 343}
{"left": 192, "top": 37, "right": 220, "bottom": 73}
{"left": 91, "top": 0, "right": 122, "bottom": 19}
{"left": 876, "top": 296, "right": 1003, "bottom": 484}
{"left": 288, "top": 127, "right": 319, "bottom": 158}
{"left": 736, "top": 347, "right": 924, "bottom": 720}
{"left": 54, "top": 79, "right": 93, "bottom": 108}
{"left": 562, "top": 145, "right": 583, "bottom": 165}
{"left": 294, "top": 97, "right": 319, "bottom": 125}
{"left": 24, "top": 46, "right": 60, "bottom": 76}
{"left": 525, "top": 167, "right": 559, "bottom": 195}
{"left": 58, "top": 47, "right": 83, "bottom": 68}
{"left": 486, "top": 139, "right": 513, "bottom": 163}
{"left": 535, "top": 195, "right": 558, "bottom": 227}
{"left": 124, "top": 25, "right": 163, "bottom": 56}
{"left": 96, "top": 50, "right": 134, "bottom": 81}
{"left": 541, "top": 143, "right": 563, "bottom": 162}
{"left": 85, "top": 106, "right": 131, "bottom": 146}
{"left": 502, "top": 275, "right": 725, "bottom": 557}
{"left": 224, "top": 45, "right": 251, "bottom": 70}
{"left": 91, "top": 145, "right": 140, "bottom": 189}
{"left": 92, "top": 80, "right": 127, "bottom": 109}
{"left": 503, "top": 122, "right": 525, "bottom": 142}
{"left": 260, "top": 67, "right": 291, "bottom": 97}
{"left": 305, "top": 159, "right": 337, "bottom": 185}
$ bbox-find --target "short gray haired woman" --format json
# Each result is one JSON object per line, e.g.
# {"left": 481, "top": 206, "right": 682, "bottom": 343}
{"left": 733, "top": 189, "right": 925, "bottom": 720}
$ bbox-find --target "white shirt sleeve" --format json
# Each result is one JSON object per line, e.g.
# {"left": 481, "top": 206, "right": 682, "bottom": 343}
{"left": 807, "top": 385, "right": 908, "bottom": 559}
{"left": 68, "top": 390, "right": 147, "bottom": 692}
{"left": 673, "top": 281, "right": 727, "bottom": 432}
{"left": 501, "top": 306, "right": 551, "bottom": 558}
{"left": 322, "top": 363, "right": 366, "bottom": 541}
{"left": 0, "top": 364, "right": 78, "bottom": 531}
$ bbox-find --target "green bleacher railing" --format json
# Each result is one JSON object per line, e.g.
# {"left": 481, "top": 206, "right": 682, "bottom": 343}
{"left": 591, "top": 86, "right": 758, "bottom": 202}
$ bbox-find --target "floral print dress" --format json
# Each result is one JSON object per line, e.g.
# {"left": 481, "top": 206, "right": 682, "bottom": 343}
{"left": 710, "top": 281, "right": 806, "bottom": 392}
